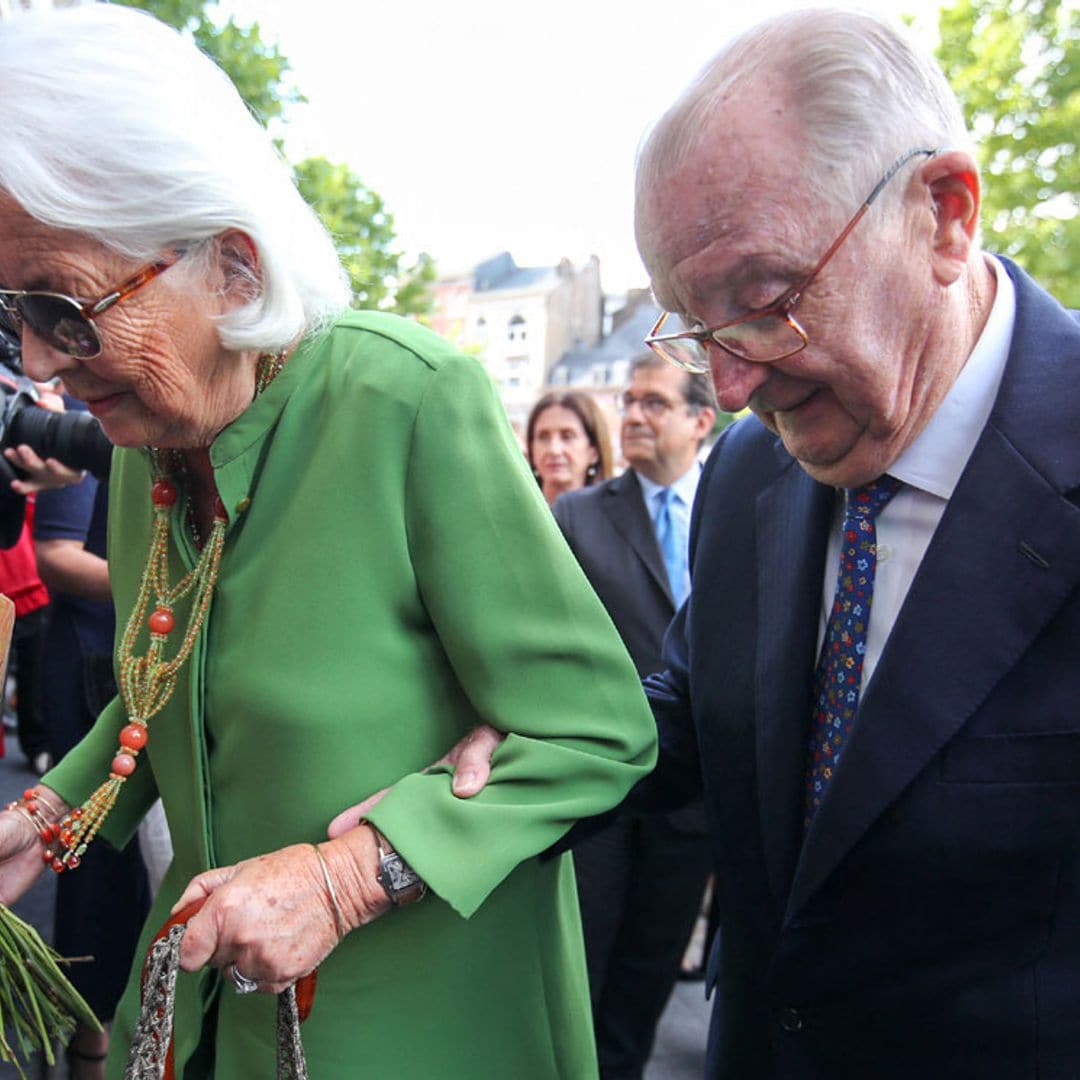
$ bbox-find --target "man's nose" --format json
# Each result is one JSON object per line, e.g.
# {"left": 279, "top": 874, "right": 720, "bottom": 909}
{"left": 708, "top": 345, "right": 772, "bottom": 413}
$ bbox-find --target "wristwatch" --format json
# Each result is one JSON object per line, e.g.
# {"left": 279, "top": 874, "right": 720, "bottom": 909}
{"left": 365, "top": 822, "right": 427, "bottom": 907}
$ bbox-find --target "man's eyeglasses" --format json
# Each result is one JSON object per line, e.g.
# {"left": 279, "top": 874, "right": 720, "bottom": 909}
{"left": 0, "top": 252, "right": 182, "bottom": 360}
{"left": 617, "top": 392, "right": 682, "bottom": 418}
{"left": 644, "top": 147, "right": 940, "bottom": 374}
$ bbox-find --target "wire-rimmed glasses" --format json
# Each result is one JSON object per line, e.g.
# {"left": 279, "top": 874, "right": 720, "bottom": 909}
{"left": 644, "top": 147, "right": 940, "bottom": 374}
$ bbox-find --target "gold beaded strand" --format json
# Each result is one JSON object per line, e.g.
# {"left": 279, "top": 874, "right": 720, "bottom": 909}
{"left": 52, "top": 350, "right": 285, "bottom": 873}
{"left": 53, "top": 477, "right": 227, "bottom": 872}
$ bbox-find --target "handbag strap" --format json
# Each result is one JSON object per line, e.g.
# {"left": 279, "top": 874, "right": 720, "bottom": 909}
{"left": 124, "top": 898, "right": 318, "bottom": 1080}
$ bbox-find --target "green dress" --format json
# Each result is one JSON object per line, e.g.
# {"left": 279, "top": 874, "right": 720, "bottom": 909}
{"left": 45, "top": 312, "right": 657, "bottom": 1079}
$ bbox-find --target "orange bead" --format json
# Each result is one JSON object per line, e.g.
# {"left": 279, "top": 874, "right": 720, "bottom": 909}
{"left": 67, "top": 854, "right": 81, "bottom": 870}
{"left": 51, "top": 858, "right": 65, "bottom": 874}
{"left": 22, "top": 788, "right": 35, "bottom": 801}
{"left": 119, "top": 724, "right": 148, "bottom": 751}
{"left": 41, "top": 849, "right": 54, "bottom": 863}
{"left": 151, "top": 479, "right": 178, "bottom": 507}
{"left": 149, "top": 609, "right": 175, "bottom": 636}
{"left": 111, "top": 753, "right": 137, "bottom": 777}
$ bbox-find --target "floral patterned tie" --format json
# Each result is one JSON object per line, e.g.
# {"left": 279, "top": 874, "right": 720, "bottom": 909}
{"left": 804, "top": 475, "right": 902, "bottom": 826}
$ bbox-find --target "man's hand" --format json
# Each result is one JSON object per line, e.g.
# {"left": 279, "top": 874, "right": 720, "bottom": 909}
{"left": 326, "top": 724, "right": 504, "bottom": 840}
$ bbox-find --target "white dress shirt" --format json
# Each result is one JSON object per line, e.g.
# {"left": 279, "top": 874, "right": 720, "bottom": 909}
{"left": 818, "top": 255, "right": 1017, "bottom": 690}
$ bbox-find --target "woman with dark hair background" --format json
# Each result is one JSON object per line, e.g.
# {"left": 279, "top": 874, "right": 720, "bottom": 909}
{"left": 526, "top": 391, "right": 614, "bottom": 505}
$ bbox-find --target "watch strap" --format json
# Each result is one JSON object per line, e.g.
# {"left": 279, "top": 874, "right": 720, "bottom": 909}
{"left": 362, "top": 820, "right": 427, "bottom": 907}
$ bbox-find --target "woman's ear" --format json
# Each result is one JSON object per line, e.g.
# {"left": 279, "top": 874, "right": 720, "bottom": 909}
{"left": 214, "top": 229, "right": 261, "bottom": 310}
{"left": 921, "top": 150, "right": 981, "bottom": 285}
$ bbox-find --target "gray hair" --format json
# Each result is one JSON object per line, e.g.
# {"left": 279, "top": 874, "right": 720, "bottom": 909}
{"left": 630, "top": 352, "right": 718, "bottom": 413}
{"left": 0, "top": 4, "right": 350, "bottom": 352}
{"left": 637, "top": 8, "right": 973, "bottom": 220}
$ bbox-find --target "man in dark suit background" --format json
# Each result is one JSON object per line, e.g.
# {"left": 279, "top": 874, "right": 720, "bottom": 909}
{"left": 552, "top": 354, "right": 715, "bottom": 1079}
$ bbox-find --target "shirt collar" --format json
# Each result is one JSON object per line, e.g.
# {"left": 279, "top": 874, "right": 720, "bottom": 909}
{"left": 889, "top": 254, "right": 1015, "bottom": 500}
{"left": 635, "top": 460, "right": 702, "bottom": 507}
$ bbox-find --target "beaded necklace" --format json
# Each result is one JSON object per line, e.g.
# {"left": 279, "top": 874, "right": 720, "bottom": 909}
{"left": 50, "top": 351, "right": 284, "bottom": 873}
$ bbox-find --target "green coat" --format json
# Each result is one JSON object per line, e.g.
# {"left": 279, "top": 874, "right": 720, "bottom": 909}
{"left": 45, "top": 312, "right": 657, "bottom": 1079}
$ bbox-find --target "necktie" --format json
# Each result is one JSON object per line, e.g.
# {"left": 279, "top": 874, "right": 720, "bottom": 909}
{"left": 655, "top": 487, "right": 688, "bottom": 607}
{"left": 804, "top": 475, "right": 902, "bottom": 826}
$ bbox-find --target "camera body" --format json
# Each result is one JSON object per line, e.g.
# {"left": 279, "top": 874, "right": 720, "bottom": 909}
{"left": 0, "top": 334, "right": 114, "bottom": 547}
{"left": 0, "top": 342, "right": 113, "bottom": 480}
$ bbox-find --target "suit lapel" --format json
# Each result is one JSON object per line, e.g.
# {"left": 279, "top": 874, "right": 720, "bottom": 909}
{"left": 754, "top": 459, "right": 833, "bottom": 914}
{"left": 787, "top": 265, "right": 1080, "bottom": 921}
{"left": 603, "top": 471, "right": 673, "bottom": 605}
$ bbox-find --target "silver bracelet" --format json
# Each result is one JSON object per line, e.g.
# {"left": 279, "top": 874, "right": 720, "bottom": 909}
{"left": 311, "top": 843, "right": 348, "bottom": 940}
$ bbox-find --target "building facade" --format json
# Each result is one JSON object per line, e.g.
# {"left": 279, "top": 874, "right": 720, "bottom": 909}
{"left": 429, "top": 252, "right": 603, "bottom": 429}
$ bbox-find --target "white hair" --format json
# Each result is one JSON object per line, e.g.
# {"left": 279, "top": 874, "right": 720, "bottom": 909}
{"left": 637, "top": 8, "right": 974, "bottom": 220}
{"left": 0, "top": 3, "right": 350, "bottom": 352}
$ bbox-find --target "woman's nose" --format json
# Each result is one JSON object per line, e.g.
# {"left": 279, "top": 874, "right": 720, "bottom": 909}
{"left": 18, "top": 326, "right": 78, "bottom": 383}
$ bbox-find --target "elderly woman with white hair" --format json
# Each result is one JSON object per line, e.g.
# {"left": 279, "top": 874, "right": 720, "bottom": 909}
{"left": 0, "top": 6, "right": 656, "bottom": 1077}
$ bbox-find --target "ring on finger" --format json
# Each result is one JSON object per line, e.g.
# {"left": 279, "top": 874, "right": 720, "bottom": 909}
{"left": 225, "top": 962, "right": 259, "bottom": 995}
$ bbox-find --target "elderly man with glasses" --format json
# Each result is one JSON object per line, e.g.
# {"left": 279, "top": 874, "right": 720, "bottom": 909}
{"left": 434, "top": 7, "right": 1080, "bottom": 1078}
{"left": 628, "top": 7, "right": 1080, "bottom": 1078}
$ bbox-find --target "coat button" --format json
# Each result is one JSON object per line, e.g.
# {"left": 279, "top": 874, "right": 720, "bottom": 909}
{"left": 780, "top": 1008, "right": 804, "bottom": 1032}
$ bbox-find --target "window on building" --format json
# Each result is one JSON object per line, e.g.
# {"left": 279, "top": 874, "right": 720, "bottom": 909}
{"left": 508, "top": 314, "right": 527, "bottom": 342}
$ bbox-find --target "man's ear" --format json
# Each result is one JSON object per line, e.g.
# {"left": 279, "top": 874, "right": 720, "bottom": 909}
{"left": 694, "top": 406, "right": 716, "bottom": 442}
{"left": 214, "top": 229, "right": 261, "bottom": 311}
{"left": 921, "top": 150, "right": 981, "bottom": 285}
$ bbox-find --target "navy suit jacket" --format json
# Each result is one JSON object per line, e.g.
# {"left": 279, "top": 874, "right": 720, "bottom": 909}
{"left": 641, "top": 260, "right": 1080, "bottom": 1078}
{"left": 555, "top": 468, "right": 705, "bottom": 833}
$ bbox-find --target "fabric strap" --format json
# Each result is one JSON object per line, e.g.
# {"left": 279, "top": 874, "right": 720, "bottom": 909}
{"left": 124, "top": 898, "right": 316, "bottom": 1080}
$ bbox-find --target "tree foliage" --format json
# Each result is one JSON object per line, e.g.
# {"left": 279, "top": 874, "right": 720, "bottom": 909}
{"left": 120, "top": 0, "right": 434, "bottom": 316}
{"left": 934, "top": 0, "right": 1079, "bottom": 305}
{"left": 115, "top": 0, "right": 300, "bottom": 126}
{"left": 293, "top": 158, "right": 436, "bottom": 317}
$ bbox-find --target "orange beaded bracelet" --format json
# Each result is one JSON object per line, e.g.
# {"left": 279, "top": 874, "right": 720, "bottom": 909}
{"left": 5, "top": 787, "right": 65, "bottom": 867}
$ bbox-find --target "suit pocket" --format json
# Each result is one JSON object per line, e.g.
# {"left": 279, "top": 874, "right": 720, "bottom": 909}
{"left": 941, "top": 730, "right": 1080, "bottom": 784}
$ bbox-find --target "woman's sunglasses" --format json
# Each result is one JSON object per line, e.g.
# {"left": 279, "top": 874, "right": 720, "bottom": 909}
{"left": 0, "top": 252, "right": 181, "bottom": 359}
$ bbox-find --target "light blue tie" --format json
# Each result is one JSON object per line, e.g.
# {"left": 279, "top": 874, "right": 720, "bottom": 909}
{"left": 655, "top": 487, "right": 688, "bottom": 607}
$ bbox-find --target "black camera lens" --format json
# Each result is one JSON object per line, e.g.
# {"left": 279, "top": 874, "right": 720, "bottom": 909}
{"left": 7, "top": 405, "right": 113, "bottom": 479}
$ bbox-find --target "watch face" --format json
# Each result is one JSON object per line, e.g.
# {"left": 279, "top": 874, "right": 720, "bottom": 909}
{"left": 383, "top": 853, "right": 419, "bottom": 891}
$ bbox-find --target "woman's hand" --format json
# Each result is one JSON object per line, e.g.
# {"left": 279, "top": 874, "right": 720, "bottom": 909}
{"left": 0, "top": 787, "right": 69, "bottom": 904}
{"left": 326, "top": 723, "right": 505, "bottom": 840}
{"left": 172, "top": 828, "right": 391, "bottom": 994}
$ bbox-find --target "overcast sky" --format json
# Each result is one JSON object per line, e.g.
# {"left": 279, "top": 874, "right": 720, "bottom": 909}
{"left": 224, "top": 0, "right": 940, "bottom": 294}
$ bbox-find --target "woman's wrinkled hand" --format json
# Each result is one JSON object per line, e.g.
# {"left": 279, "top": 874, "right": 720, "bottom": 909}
{"left": 172, "top": 828, "right": 390, "bottom": 994}
{"left": 0, "top": 789, "right": 68, "bottom": 905}
{"left": 326, "top": 723, "right": 505, "bottom": 840}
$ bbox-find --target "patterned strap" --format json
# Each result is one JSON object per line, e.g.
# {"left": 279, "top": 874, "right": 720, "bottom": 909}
{"left": 124, "top": 899, "right": 316, "bottom": 1080}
